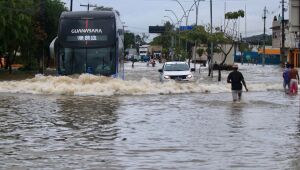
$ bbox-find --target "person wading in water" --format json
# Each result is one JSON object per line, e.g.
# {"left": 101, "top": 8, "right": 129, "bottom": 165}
{"left": 227, "top": 64, "right": 249, "bottom": 102}
{"left": 289, "top": 64, "right": 299, "bottom": 94}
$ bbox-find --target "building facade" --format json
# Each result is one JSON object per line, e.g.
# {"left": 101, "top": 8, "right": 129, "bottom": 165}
{"left": 271, "top": 16, "right": 289, "bottom": 49}
{"left": 287, "top": 0, "right": 300, "bottom": 67}
{"left": 271, "top": 0, "right": 300, "bottom": 67}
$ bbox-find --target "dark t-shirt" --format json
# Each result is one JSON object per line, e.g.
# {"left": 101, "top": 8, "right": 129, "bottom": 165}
{"left": 227, "top": 71, "right": 244, "bottom": 90}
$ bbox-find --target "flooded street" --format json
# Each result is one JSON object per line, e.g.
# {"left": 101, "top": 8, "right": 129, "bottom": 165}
{"left": 0, "top": 62, "right": 300, "bottom": 169}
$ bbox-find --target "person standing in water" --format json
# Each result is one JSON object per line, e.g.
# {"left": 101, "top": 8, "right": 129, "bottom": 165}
{"left": 289, "top": 64, "right": 299, "bottom": 94}
{"left": 282, "top": 63, "right": 291, "bottom": 93}
{"left": 227, "top": 64, "right": 249, "bottom": 102}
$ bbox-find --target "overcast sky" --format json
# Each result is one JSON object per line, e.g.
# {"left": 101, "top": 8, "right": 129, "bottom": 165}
{"left": 62, "top": 0, "right": 288, "bottom": 39}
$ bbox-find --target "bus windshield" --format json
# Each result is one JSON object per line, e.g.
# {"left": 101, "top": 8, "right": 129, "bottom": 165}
{"left": 59, "top": 47, "right": 116, "bottom": 75}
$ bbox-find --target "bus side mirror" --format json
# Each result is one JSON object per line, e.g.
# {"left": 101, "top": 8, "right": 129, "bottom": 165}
{"left": 158, "top": 69, "right": 163, "bottom": 72}
{"left": 49, "top": 37, "right": 57, "bottom": 59}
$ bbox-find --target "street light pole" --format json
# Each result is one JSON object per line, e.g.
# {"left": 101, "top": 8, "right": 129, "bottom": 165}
{"left": 172, "top": 0, "right": 187, "bottom": 24}
{"left": 165, "top": 9, "right": 180, "bottom": 26}
{"left": 184, "top": 9, "right": 194, "bottom": 26}
{"left": 171, "top": 0, "right": 189, "bottom": 62}
{"left": 165, "top": 9, "right": 181, "bottom": 60}
{"left": 194, "top": 0, "right": 205, "bottom": 26}
{"left": 192, "top": 0, "right": 204, "bottom": 70}
{"left": 163, "top": 16, "right": 176, "bottom": 58}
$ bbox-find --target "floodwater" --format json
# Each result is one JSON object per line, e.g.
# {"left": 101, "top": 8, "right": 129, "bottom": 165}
{"left": 0, "top": 62, "right": 299, "bottom": 169}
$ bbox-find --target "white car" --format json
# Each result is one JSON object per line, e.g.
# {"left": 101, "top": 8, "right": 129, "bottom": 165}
{"left": 159, "top": 61, "right": 195, "bottom": 82}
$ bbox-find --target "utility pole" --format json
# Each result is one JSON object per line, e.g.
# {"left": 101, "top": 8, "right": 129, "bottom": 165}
{"left": 70, "top": 0, "right": 73, "bottom": 11}
{"left": 193, "top": 0, "right": 204, "bottom": 70}
{"left": 262, "top": 6, "right": 267, "bottom": 67}
{"left": 80, "top": 3, "right": 97, "bottom": 11}
{"left": 280, "top": 0, "right": 286, "bottom": 62}
{"left": 224, "top": 0, "right": 226, "bottom": 30}
{"left": 210, "top": 0, "right": 213, "bottom": 77}
{"left": 194, "top": 1, "right": 197, "bottom": 69}
{"left": 40, "top": 0, "right": 45, "bottom": 74}
{"left": 245, "top": 4, "right": 247, "bottom": 39}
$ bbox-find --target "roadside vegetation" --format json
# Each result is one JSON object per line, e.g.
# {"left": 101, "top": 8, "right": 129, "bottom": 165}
{"left": 0, "top": 0, "right": 66, "bottom": 74}
{"left": 150, "top": 10, "right": 257, "bottom": 81}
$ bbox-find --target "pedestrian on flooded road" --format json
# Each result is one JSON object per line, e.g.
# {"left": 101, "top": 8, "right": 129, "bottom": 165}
{"left": 289, "top": 64, "right": 299, "bottom": 94}
{"left": 131, "top": 55, "right": 135, "bottom": 68}
{"left": 227, "top": 64, "right": 248, "bottom": 102}
{"left": 282, "top": 63, "right": 291, "bottom": 93}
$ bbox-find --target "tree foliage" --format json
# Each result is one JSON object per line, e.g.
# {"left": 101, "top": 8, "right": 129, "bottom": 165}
{"left": 181, "top": 25, "right": 208, "bottom": 44}
{"left": 225, "top": 10, "right": 244, "bottom": 20}
{"left": 0, "top": 0, "right": 33, "bottom": 72}
{"left": 135, "top": 33, "right": 149, "bottom": 46}
{"left": 93, "top": 6, "right": 120, "bottom": 16}
{"left": 150, "top": 21, "right": 174, "bottom": 59}
{"left": 224, "top": 10, "right": 245, "bottom": 40}
{"left": 0, "top": 0, "right": 66, "bottom": 73}
{"left": 124, "top": 32, "right": 135, "bottom": 49}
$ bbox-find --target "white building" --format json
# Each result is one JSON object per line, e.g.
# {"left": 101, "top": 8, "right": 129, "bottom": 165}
{"left": 287, "top": 0, "right": 300, "bottom": 48}
{"left": 287, "top": 0, "right": 300, "bottom": 66}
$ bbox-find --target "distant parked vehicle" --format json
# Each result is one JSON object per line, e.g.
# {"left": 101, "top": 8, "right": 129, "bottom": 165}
{"left": 134, "top": 55, "right": 141, "bottom": 61}
{"left": 158, "top": 61, "right": 195, "bottom": 82}
{"left": 141, "top": 55, "right": 150, "bottom": 62}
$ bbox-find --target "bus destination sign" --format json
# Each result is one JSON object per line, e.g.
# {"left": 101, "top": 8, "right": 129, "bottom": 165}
{"left": 66, "top": 35, "right": 108, "bottom": 42}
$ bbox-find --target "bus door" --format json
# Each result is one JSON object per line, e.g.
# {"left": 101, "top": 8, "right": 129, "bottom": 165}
{"left": 59, "top": 48, "right": 86, "bottom": 75}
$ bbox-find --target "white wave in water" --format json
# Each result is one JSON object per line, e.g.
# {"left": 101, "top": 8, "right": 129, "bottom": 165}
{"left": 0, "top": 74, "right": 286, "bottom": 96}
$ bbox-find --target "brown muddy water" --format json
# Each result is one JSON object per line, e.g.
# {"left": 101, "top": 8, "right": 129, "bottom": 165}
{"left": 0, "top": 63, "right": 299, "bottom": 169}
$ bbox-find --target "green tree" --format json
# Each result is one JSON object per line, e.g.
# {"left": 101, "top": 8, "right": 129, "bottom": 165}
{"left": 176, "top": 10, "right": 244, "bottom": 80}
{"left": 124, "top": 32, "right": 135, "bottom": 49}
{"left": 150, "top": 21, "right": 174, "bottom": 60}
{"left": 0, "top": 0, "right": 66, "bottom": 73}
{"left": 135, "top": 34, "right": 149, "bottom": 47}
{"left": 93, "top": 6, "right": 120, "bottom": 16}
{"left": 180, "top": 25, "right": 209, "bottom": 64}
{"left": 0, "top": 0, "right": 33, "bottom": 73}
{"left": 44, "top": 0, "right": 67, "bottom": 67}
{"left": 21, "top": 0, "right": 66, "bottom": 71}
{"left": 212, "top": 10, "right": 245, "bottom": 81}
{"left": 94, "top": 6, "right": 113, "bottom": 11}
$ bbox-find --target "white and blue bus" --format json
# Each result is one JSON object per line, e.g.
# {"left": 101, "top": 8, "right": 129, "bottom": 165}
{"left": 50, "top": 11, "right": 124, "bottom": 78}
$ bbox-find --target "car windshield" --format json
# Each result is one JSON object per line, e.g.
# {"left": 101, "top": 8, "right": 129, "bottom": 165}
{"left": 164, "top": 63, "right": 189, "bottom": 71}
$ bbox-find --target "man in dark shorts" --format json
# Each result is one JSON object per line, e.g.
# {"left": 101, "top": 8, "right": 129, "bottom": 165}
{"left": 227, "top": 64, "right": 248, "bottom": 102}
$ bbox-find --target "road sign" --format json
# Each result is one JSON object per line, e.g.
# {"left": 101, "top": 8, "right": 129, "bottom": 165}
{"left": 179, "top": 26, "right": 193, "bottom": 31}
{"left": 149, "top": 26, "right": 165, "bottom": 33}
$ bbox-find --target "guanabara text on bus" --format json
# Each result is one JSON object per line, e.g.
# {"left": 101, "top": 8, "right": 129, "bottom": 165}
{"left": 50, "top": 11, "right": 124, "bottom": 78}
